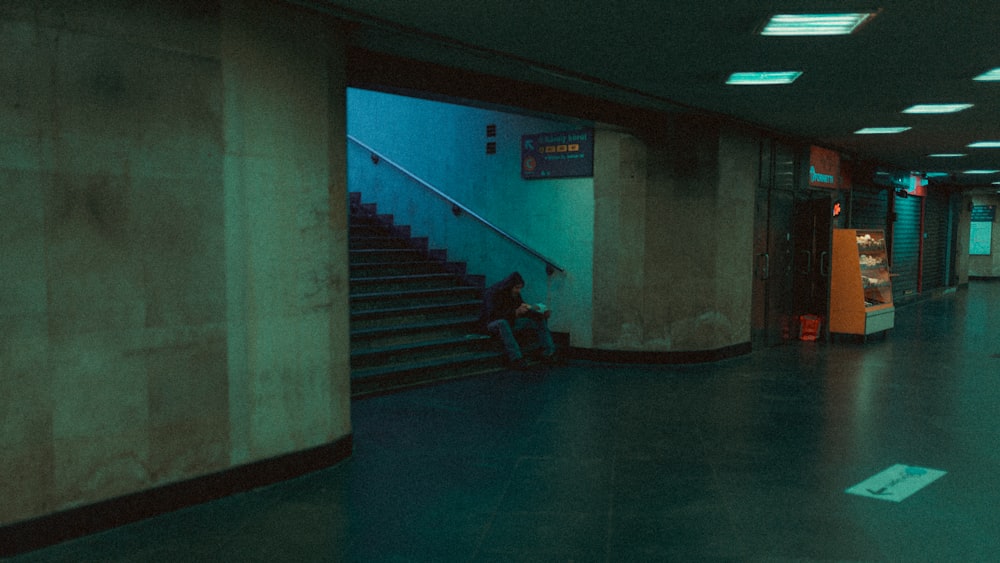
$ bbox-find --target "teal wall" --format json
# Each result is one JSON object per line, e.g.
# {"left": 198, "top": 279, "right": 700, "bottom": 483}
{"left": 348, "top": 89, "right": 596, "bottom": 345}
{"left": 347, "top": 90, "right": 758, "bottom": 352}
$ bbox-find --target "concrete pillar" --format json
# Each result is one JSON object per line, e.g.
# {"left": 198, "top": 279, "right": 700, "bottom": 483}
{"left": 0, "top": 0, "right": 351, "bottom": 527}
{"left": 591, "top": 117, "right": 756, "bottom": 352}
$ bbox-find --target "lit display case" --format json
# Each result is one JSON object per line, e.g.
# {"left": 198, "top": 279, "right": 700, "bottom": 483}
{"left": 829, "top": 229, "right": 894, "bottom": 336}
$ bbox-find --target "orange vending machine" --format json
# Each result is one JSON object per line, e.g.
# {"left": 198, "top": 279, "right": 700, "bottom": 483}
{"left": 829, "top": 229, "right": 894, "bottom": 337}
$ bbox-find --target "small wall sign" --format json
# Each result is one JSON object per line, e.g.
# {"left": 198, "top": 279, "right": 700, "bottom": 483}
{"left": 521, "top": 128, "right": 594, "bottom": 180}
{"left": 809, "top": 145, "right": 842, "bottom": 189}
{"left": 971, "top": 205, "right": 996, "bottom": 222}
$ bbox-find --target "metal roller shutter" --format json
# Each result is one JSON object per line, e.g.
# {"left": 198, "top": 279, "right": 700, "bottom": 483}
{"left": 850, "top": 186, "right": 888, "bottom": 230}
{"left": 891, "top": 195, "right": 921, "bottom": 301}
{"left": 922, "top": 190, "right": 949, "bottom": 291}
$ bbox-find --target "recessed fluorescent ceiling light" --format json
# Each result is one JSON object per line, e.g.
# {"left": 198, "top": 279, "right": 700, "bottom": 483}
{"left": 726, "top": 71, "right": 802, "bottom": 85}
{"left": 760, "top": 13, "right": 877, "bottom": 36}
{"left": 968, "top": 141, "right": 1000, "bottom": 148}
{"left": 902, "top": 104, "right": 973, "bottom": 114}
{"left": 924, "top": 172, "right": 950, "bottom": 177}
{"left": 973, "top": 68, "right": 1000, "bottom": 81}
{"left": 928, "top": 153, "right": 967, "bottom": 158}
{"left": 854, "top": 127, "right": 911, "bottom": 134}
{"left": 965, "top": 170, "right": 1000, "bottom": 174}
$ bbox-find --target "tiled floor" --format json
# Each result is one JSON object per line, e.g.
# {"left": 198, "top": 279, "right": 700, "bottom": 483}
{"left": 10, "top": 283, "right": 1000, "bottom": 562}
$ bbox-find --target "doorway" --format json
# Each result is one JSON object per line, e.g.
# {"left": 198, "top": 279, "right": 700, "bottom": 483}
{"left": 792, "top": 190, "right": 833, "bottom": 338}
{"left": 752, "top": 141, "right": 796, "bottom": 349}
{"left": 752, "top": 140, "right": 835, "bottom": 348}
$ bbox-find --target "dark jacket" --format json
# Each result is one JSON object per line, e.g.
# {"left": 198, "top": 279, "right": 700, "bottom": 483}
{"left": 479, "top": 272, "right": 525, "bottom": 331}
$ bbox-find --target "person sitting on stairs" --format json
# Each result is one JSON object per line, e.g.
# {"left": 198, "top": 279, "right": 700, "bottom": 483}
{"left": 479, "top": 271, "right": 557, "bottom": 370}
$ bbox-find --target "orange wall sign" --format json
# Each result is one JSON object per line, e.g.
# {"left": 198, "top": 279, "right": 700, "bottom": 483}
{"left": 903, "top": 174, "right": 926, "bottom": 197}
{"left": 809, "top": 146, "right": 842, "bottom": 189}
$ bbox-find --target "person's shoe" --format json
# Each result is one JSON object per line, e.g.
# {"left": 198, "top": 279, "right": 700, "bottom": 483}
{"left": 540, "top": 353, "right": 561, "bottom": 365}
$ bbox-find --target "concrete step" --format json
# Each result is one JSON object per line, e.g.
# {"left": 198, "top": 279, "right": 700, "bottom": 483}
{"left": 347, "top": 193, "right": 501, "bottom": 396}
{"left": 350, "top": 300, "right": 482, "bottom": 330}
{"left": 350, "top": 273, "right": 465, "bottom": 294}
{"left": 351, "top": 317, "right": 481, "bottom": 351}
{"left": 349, "top": 236, "right": 415, "bottom": 250}
{"left": 347, "top": 222, "right": 386, "bottom": 235}
{"left": 350, "top": 286, "right": 480, "bottom": 311}
{"left": 349, "top": 248, "right": 426, "bottom": 264}
{"left": 350, "top": 334, "right": 493, "bottom": 370}
{"left": 350, "top": 351, "right": 504, "bottom": 399}
{"left": 350, "top": 215, "right": 406, "bottom": 237}
{"left": 350, "top": 261, "right": 452, "bottom": 277}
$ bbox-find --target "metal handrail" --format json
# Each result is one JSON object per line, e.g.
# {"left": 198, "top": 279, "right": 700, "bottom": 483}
{"left": 347, "top": 135, "right": 565, "bottom": 273}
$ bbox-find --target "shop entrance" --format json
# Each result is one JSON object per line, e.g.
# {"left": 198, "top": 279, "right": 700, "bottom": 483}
{"left": 752, "top": 141, "right": 796, "bottom": 349}
{"left": 792, "top": 190, "right": 833, "bottom": 339}
{"left": 752, "top": 144, "right": 836, "bottom": 347}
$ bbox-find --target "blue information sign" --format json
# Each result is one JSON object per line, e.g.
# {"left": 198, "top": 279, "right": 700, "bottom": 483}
{"left": 971, "top": 205, "right": 995, "bottom": 255}
{"left": 521, "top": 128, "right": 594, "bottom": 180}
{"left": 971, "top": 205, "right": 995, "bottom": 222}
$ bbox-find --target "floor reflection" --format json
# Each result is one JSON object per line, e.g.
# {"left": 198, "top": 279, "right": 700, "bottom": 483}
{"left": 13, "top": 283, "right": 1000, "bottom": 562}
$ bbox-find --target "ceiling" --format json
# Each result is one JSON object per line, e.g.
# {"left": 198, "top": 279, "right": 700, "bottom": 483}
{"left": 311, "top": 0, "right": 1000, "bottom": 189}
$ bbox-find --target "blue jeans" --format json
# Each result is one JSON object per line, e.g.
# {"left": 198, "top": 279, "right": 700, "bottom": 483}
{"left": 487, "top": 317, "right": 555, "bottom": 362}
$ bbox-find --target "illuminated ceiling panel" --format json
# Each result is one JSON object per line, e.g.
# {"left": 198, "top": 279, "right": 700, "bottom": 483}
{"left": 725, "top": 71, "right": 802, "bottom": 85}
{"left": 760, "top": 13, "right": 877, "bottom": 36}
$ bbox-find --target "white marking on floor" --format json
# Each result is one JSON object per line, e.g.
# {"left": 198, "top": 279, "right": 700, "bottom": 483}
{"left": 846, "top": 464, "right": 946, "bottom": 502}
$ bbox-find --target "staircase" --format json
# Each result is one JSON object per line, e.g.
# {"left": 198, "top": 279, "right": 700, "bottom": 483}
{"left": 349, "top": 192, "right": 503, "bottom": 398}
